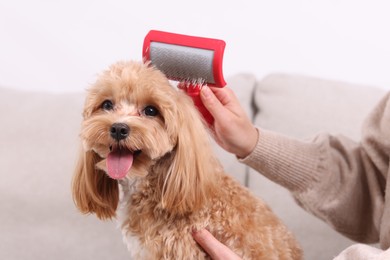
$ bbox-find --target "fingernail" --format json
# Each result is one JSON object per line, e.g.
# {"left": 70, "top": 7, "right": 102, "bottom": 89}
{"left": 201, "top": 86, "right": 211, "bottom": 98}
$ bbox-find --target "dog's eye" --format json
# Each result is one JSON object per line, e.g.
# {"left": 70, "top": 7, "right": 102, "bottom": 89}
{"left": 101, "top": 100, "right": 114, "bottom": 111}
{"left": 143, "top": 105, "right": 159, "bottom": 117}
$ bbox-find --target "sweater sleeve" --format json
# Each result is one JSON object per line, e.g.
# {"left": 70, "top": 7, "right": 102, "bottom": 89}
{"left": 240, "top": 92, "right": 390, "bottom": 244}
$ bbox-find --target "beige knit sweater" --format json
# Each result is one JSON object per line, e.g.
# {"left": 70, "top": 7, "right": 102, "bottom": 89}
{"left": 241, "top": 92, "right": 390, "bottom": 259}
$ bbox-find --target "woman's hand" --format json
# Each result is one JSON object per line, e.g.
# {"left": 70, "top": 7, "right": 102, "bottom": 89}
{"left": 200, "top": 86, "right": 258, "bottom": 158}
{"left": 192, "top": 228, "right": 242, "bottom": 260}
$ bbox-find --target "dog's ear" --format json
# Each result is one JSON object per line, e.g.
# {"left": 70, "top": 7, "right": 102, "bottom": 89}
{"left": 72, "top": 149, "right": 119, "bottom": 220}
{"left": 160, "top": 94, "right": 219, "bottom": 215}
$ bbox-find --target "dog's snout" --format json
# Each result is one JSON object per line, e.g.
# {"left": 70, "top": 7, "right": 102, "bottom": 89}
{"left": 110, "top": 123, "right": 130, "bottom": 141}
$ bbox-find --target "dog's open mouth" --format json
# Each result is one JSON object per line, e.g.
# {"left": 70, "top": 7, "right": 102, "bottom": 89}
{"left": 107, "top": 145, "right": 141, "bottom": 180}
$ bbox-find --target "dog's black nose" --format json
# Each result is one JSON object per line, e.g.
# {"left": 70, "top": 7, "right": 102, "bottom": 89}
{"left": 110, "top": 123, "right": 130, "bottom": 141}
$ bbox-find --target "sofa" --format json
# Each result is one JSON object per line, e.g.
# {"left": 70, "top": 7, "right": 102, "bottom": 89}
{"left": 0, "top": 73, "right": 386, "bottom": 260}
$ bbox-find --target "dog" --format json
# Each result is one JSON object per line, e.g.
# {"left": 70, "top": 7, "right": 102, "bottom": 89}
{"left": 72, "top": 61, "right": 302, "bottom": 259}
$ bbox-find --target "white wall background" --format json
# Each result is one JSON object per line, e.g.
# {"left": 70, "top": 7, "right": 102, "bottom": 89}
{"left": 1, "top": 0, "right": 389, "bottom": 92}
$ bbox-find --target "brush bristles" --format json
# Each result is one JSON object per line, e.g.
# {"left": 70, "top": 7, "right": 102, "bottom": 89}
{"left": 150, "top": 42, "right": 215, "bottom": 84}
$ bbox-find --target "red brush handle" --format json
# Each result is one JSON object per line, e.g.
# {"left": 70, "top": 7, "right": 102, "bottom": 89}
{"left": 178, "top": 83, "right": 214, "bottom": 126}
{"left": 143, "top": 30, "right": 226, "bottom": 87}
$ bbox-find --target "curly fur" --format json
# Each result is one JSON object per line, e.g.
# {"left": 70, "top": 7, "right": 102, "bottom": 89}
{"left": 72, "top": 61, "right": 302, "bottom": 259}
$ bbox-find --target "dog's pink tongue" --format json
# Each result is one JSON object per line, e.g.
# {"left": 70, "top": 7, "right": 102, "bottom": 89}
{"left": 107, "top": 149, "right": 133, "bottom": 179}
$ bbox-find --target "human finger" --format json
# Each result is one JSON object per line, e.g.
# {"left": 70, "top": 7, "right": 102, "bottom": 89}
{"left": 192, "top": 229, "right": 242, "bottom": 260}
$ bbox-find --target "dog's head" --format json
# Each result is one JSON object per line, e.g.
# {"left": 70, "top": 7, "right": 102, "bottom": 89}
{"left": 72, "top": 61, "right": 219, "bottom": 219}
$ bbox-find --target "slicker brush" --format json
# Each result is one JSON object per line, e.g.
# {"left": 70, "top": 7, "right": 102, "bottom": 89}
{"left": 143, "top": 30, "right": 227, "bottom": 125}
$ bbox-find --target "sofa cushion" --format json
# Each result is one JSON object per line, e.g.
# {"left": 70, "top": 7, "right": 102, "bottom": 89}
{"left": 0, "top": 88, "right": 129, "bottom": 259}
{"left": 249, "top": 73, "right": 386, "bottom": 260}
{"left": 253, "top": 73, "right": 385, "bottom": 140}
